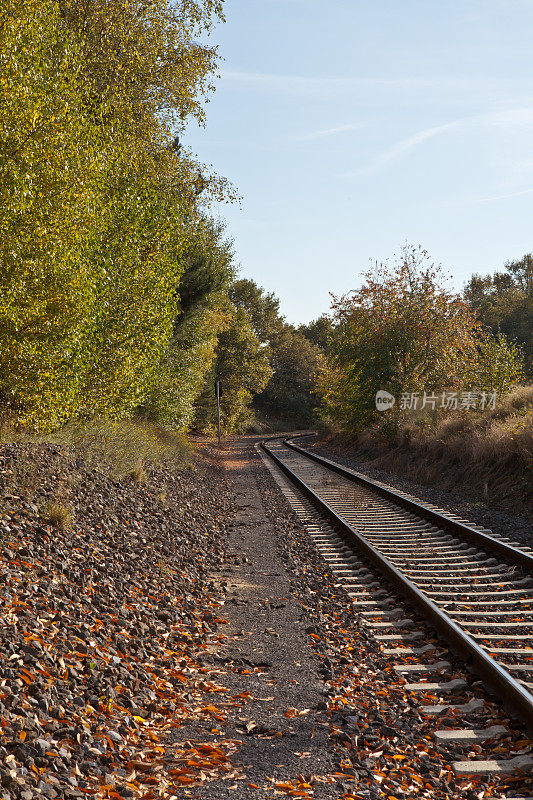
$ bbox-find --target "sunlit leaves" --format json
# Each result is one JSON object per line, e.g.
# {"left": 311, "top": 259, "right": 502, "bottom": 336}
{"left": 316, "top": 245, "right": 524, "bottom": 433}
{"left": 0, "top": 0, "right": 232, "bottom": 431}
{"left": 199, "top": 307, "right": 273, "bottom": 432}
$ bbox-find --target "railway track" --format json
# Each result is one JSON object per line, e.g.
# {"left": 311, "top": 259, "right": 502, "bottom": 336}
{"left": 259, "top": 436, "right": 533, "bottom": 781}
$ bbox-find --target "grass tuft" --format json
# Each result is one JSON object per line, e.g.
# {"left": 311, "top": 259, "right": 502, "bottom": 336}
{"left": 130, "top": 457, "right": 146, "bottom": 484}
{"left": 40, "top": 499, "right": 72, "bottom": 530}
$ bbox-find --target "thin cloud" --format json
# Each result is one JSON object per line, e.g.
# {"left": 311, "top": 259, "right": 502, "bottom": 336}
{"left": 294, "top": 122, "right": 365, "bottom": 142}
{"left": 348, "top": 108, "right": 533, "bottom": 176}
{"left": 472, "top": 187, "right": 533, "bottom": 203}
{"left": 221, "top": 69, "right": 456, "bottom": 95}
{"left": 353, "top": 120, "right": 460, "bottom": 175}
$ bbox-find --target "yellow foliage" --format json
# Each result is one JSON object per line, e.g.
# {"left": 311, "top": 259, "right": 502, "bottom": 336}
{"left": 0, "top": 0, "right": 233, "bottom": 431}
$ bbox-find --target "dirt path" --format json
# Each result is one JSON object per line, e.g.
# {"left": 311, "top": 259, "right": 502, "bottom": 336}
{"left": 182, "top": 437, "right": 338, "bottom": 798}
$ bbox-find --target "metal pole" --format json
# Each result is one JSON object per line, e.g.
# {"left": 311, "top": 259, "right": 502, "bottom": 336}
{"left": 216, "top": 380, "right": 221, "bottom": 448}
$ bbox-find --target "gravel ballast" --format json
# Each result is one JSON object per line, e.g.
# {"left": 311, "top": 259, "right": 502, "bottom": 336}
{"left": 0, "top": 440, "right": 235, "bottom": 799}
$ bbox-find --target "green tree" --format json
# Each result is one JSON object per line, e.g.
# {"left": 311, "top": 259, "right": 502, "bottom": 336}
{"left": 229, "top": 279, "right": 285, "bottom": 342}
{"left": 465, "top": 333, "right": 523, "bottom": 393}
{"left": 195, "top": 308, "right": 272, "bottom": 432}
{"left": 465, "top": 254, "right": 533, "bottom": 378}
{"left": 254, "top": 329, "right": 323, "bottom": 427}
{"left": 140, "top": 219, "right": 235, "bottom": 429}
{"left": 0, "top": 0, "right": 110, "bottom": 426}
{"left": 298, "top": 316, "right": 334, "bottom": 351}
{"left": 0, "top": 0, "right": 230, "bottom": 430}
{"left": 221, "top": 278, "right": 325, "bottom": 429}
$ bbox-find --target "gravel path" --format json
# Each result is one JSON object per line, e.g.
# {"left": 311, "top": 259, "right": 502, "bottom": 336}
{"left": 176, "top": 436, "right": 338, "bottom": 799}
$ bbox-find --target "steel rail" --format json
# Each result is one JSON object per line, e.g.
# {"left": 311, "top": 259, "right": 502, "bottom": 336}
{"left": 284, "top": 438, "right": 533, "bottom": 573}
{"left": 261, "top": 439, "right": 533, "bottom": 730}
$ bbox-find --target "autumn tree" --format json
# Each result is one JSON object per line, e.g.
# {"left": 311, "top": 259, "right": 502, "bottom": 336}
{"left": 228, "top": 279, "right": 324, "bottom": 429}
{"left": 193, "top": 278, "right": 324, "bottom": 432}
{"left": 0, "top": 0, "right": 231, "bottom": 430}
{"left": 317, "top": 245, "right": 522, "bottom": 433}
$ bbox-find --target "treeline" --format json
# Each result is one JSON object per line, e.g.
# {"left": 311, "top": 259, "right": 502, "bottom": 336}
{"left": 0, "top": 0, "right": 327, "bottom": 435}
{"left": 194, "top": 279, "right": 324, "bottom": 431}
{"left": 316, "top": 246, "right": 531, "bottom": 434}
{"left": 465, "top": 254, "right": 533, "bottom": 378}
{"left": 1, "top": 0, "right": 237, "bottom": 432}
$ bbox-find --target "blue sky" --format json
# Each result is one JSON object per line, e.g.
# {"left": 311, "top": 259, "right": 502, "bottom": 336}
{"left": 186, "top": 0, "right": 533, "bottom": 324}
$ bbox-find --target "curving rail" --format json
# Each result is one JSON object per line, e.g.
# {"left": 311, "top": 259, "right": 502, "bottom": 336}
{"left": 261, "top": 437, "right": 533, "bottom": 730}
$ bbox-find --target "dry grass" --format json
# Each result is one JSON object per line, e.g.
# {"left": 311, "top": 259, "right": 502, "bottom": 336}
{"left": 0, "top": 419, "right": 193, "bottom": 520}
{"left": 1, "top": 415, "right": 193, "bottom": 477}
{"left": 39, "top": 498, "right": 72, "bottom": 530}
{"left": 44, "top": 418, "right": 193, "bottom": 478}
{"left": 130, "top": 457, "right": 147, "bottom": 484}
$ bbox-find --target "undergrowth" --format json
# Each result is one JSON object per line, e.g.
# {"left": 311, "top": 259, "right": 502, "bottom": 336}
{"left": 0, "top": 417, "right": 193, "bottom": 487}
{"left": 39, "top": 498, "right": 73, "bottom": 530}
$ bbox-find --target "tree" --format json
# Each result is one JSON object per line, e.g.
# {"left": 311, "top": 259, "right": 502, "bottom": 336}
{"left": 58, "top": 0, "right": 224, "bottom": 130}
{"left": 0, "top": 0, "right": 110, "bottom": 426}
{"left": 298, "top": 316, "right": 334, "bottom": 351}
{"left": 192, "top": 277, "right": 325, "bottom": 432}
{"left": 229, "top": 279, "right": 285, "bottom": 342}
{"left": 0, "top": 0, "right": 231, "bottom": 430}
{"left": 254, "top": 329, "right": 323, "bottom": 427}
{"left": 194, "top": 308, "right": 272, "bottom": 432}
{"left": 465, "top": 333, "right": 523, "bottom": 394}
{"left": 139, "top": 219, "right": 235, "bottom": 429}
{"left": 465, "top": 254, "right": 533, "bottom": 378}
{"left": 176, "top": 220, "right": 235, "bottom": 317}
{"left": 317, "top": 245, "right": 522, "bottom": 433}
{"left": 227, "top": 279, "right": 325, "bottom": 428}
